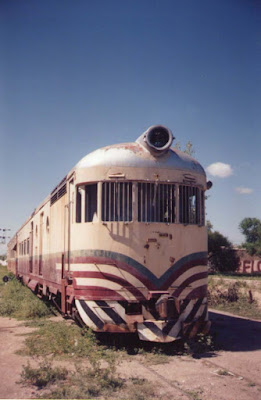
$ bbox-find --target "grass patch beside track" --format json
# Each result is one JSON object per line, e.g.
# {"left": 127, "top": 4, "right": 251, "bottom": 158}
{"left": 0, "top": 265, "right": 53, "bottom": 319}
{"left": 208, "top": 276, "right": 261, "bottom": 320}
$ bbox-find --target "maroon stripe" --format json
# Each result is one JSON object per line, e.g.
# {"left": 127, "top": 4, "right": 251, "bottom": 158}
{"left": 172, "top": 272, "right": 208, "bottom": 298}
{"left": 74, "top": 287, "right": 127, "bottom": 301}
{"left": 74, "top": 284, "right": 142, "bottom": 301}
{"left": 73, "top": 271, "right": 146, "bottom": 300}
{"left": 70, "top": 256, "right": 157, "bottom": 290}
{"left": 162, "top": 258, "right": 208, "bottom": 290}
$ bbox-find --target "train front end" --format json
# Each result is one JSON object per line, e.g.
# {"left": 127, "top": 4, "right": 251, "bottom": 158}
{"left": 70, "top": 126, "right": 210, "bottom": 342}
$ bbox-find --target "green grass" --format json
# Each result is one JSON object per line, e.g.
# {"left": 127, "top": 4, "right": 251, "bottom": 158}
{"left": 20, "top": 357, "right": 159, "bottom": 400}
{"left": 18, "top": 320, "right": 105, "bottom": 359}
{"left": 209, "top": 272, "right": 261, "bottom": 280}
{"left": 0, "top": 266, "right": 52, "bottom": 319}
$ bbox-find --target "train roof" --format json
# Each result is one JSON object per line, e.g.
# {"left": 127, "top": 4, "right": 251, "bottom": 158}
{"left": 75, "top": 142, "right": 206, "bottom": 176}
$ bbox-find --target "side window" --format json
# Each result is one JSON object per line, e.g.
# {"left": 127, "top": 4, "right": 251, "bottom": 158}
{"left": 179, "top": 186, "right": 201, "bottom": 224}
{"left": 76, "top": 184, "right": 98, "bottom": 223}
{"left": 46, "top": 217, "right": 50, "bottom": 232}
{"left": 85, "top": 184, "right": 97, "bottom": 222}
{"left": 201, "top": 191, "right": 205, "bottom": 226}
{"left": 76, "top": 187, "right": 82, "bottom": 223}
{"left": 102, "top": 182, "right": 132, "bottom": 222}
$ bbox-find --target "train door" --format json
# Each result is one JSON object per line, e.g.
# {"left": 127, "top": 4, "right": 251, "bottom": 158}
{"left": 29, "top": 222, "right": 33, "bottom": 273}
{"left": 67, "top": 179, "right": 74, "bottom": 274}
{"left": 39, "top": 213, "right": 44, "bottom": 275}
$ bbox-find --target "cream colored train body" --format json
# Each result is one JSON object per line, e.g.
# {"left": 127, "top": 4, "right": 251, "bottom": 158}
{"left": 8, "top": 126, "right": 210, "bottom": 342}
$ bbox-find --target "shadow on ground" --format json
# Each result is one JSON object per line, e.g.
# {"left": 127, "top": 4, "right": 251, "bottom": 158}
{"left": 95, "top": 311, "right": 261, "bottom": 357}
{"left": 209, "top": 310, "right": 261, "bottom": 352}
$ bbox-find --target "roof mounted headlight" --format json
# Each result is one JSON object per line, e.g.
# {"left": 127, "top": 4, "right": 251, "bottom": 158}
{"left": 136, "top": 125, "right": 174, "bottom": 156}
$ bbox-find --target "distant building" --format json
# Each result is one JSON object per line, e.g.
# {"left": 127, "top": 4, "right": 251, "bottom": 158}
{"left": 233, "top": 248, "right": 261, "bottom": 274}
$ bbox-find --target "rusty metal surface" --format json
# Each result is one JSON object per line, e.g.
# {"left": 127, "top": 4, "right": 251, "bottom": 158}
{"left": 76, "top": 143, "right": 205, "bottom": 175}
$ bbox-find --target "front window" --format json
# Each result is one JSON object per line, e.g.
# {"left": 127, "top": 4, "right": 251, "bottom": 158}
{"left": 76, "top": 181, "right": 204, "bottom": 225}
{"left": 102, "top": 182, "right": 132, "bottom": 222}
{"left": 179, "top": 185, "right": 201, "bottom": 224}
{"left": 138, "top": 182, "right": 176, "bottom": 223}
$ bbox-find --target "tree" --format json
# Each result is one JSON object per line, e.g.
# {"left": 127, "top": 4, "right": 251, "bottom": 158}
{"left": 239, "top": 218, "right": 261, "bottom": 256}
{"left": 174, "top": 141, "right": 195, "bottom": 156}
{"left": 208, "top": 222, "right": 239, "bottom": 273}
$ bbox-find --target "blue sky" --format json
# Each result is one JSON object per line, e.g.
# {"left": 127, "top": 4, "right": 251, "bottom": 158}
{"left": 1, "top": 0, "right": 260, "bottom": 253}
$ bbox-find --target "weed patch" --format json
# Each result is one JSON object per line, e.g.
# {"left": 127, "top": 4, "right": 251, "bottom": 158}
{"left": 0, "top": 276, "right": 52, "bottom": 319}
{"left": 183, "top": 333, "right": 214, "bottom": 357}
{"left": 124, "top": 377, "right": 156, "bottom": 400}
{"left": 19, "top": 320, "right": 100, "bottom": 358}
{"left": 20, "top": 358, "right": 159, "bottom": 400}
{"left": 20, "top": 359, "right": 68, "bottom": 388}
{"left": 20, "top": 356, "right": 125, "bottom": 399}
{"left": 208, "top": 278, "right": 261, "bottom": 320}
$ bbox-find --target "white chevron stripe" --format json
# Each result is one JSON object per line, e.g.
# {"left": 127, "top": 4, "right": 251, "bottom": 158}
{"left": 107, "top": 301, "right": 126, "bottom": 321}
{"left": 194, "top": 297, "right": 208, "bottom": 320}
{"left": 166, "top": 321, "right": 182, "bottom": 339}
{"left": 90, "top": 300, "right": 126, "bottom": 323}
{"left": 70, "top": 263, "right": 146, "bottom": 295}
{"left": 75, "top": 278, "right": 137, "bottom": 301}
{"left": 177, "top": 278, "right": 207, "bottom": 299}
{"left": 75, "top": 299, "right": 98, "bottom": 330}
{"left": 180, "top": 299, "right": 195, "bottom": 319}
{"left": 137, "top": 325, "right": 155, "bottom": 341}
{"left": 85, "top": 300, "right": 115, "bottom": 324}
{"left": 171, "top": 265, "right": 207, "bottom": 288}
{"left": 137, "top": 321, "right": 182, "bottom": 342}
{"left": 76, "top": 300, "right": 127, "bottom": 330}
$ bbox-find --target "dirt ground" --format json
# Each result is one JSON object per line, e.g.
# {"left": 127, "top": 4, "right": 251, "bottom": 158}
{"left": 0, "top": 310, "right": 261, "bottom": 400}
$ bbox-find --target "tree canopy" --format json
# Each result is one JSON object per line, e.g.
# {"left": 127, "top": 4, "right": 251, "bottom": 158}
{"left": 208, "top": 222, "right": 239, "bottom": 272}
{"left": 239, "top": 217, "right": 261, "bottom": 256}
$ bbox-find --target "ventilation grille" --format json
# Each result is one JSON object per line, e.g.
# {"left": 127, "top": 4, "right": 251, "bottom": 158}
{"left": 50, "top": 178, "right": 67, "bottom": 206}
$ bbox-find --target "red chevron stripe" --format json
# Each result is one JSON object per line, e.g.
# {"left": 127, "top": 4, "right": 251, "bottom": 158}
{"left": 161, "top": 257, "right": 208, "bottom": 290}
{"left": 74, "top": 287, "right": 127, "bottom": 301}
{"left": 172, "top": 272, "right": 208, "bottom": 297}
{"left": 73, "top": 271, "right": 146, "bottom": 300}
{"left": 70, "top": 256, "right": 157, "bottom": 290}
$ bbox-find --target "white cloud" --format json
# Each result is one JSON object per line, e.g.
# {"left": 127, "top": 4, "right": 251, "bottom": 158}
{"left": 235, "top": 187, "right": 253, "bottom": 194}
{"left": 206, "top": 162, "right": 233, "bottom": 178}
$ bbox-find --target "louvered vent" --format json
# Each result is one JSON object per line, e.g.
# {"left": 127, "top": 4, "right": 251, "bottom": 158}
{"left": 50, "top": 177, "right": 67, "bottom": 206}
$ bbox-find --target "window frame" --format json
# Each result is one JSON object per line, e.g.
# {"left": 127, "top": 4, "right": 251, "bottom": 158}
{"left": 75, "top": 180, "right": 205, "bottom": 226}
{"left": 76, "top": 183, "right": 98, "bottom": 223}
{"left": 179, "top": 185, "right": 204, "bottom": 225}
{"left": 137, "top": 182, "right": 176, "bottom": 223}
{"left": 102, "top": 181, "right": 133, "bottom": 222}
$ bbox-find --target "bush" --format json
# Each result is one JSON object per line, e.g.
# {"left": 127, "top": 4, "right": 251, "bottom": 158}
{"left": 208, "top": 230, "right": 240, "bottom": 273}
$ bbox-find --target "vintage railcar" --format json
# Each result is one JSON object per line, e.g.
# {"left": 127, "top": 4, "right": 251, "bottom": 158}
{"left": 7, "top": 125, "right": 211, "bottom": 342}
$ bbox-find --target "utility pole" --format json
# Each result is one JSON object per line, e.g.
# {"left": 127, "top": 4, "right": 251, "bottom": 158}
{"left": 0, "top": 228, "right": 11, "bottom": 244}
